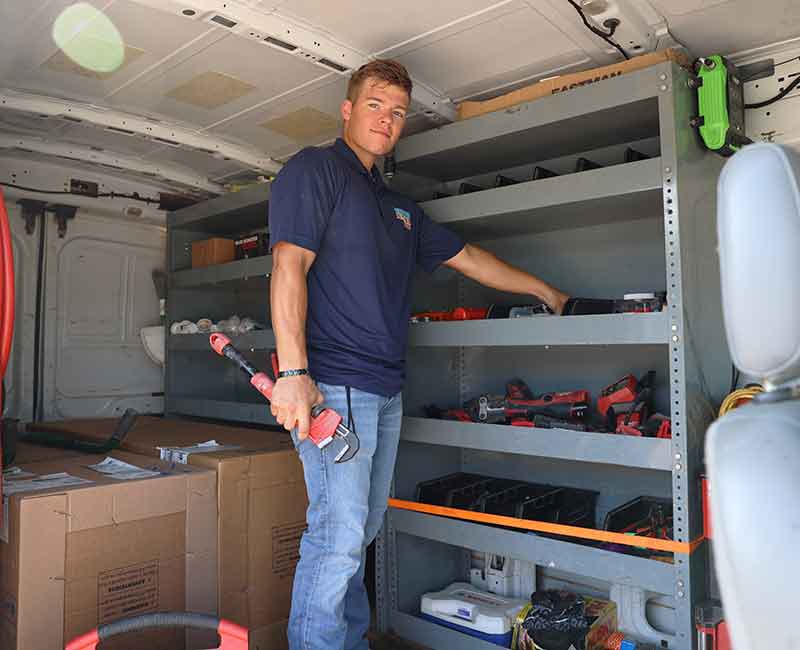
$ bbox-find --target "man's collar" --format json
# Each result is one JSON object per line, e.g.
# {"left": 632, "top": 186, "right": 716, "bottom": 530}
{"left": 333, "top": 138, "right": 384, "bottom": 186}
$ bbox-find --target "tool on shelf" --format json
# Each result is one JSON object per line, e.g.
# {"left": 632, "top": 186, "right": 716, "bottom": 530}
{"left": 209, "top": 333, "right": 359, "bottom": 463}
{"left": 562, "top": 293, "right": 666, "bottom": 315}
{"left": 465, "top": 379, "right": 590, "bottom": 426}
{"left": 234, "top": 228, "right": 270, "bottom": 260}
{"left": 412, "top": 294, "right": 664, "bottom": 324}
{"left": 513, "top": 590, "right": 617, "bottom": 650}
{"left": 427, "top": 371, "right": 671, "bottom": 437}
{"left": 410, "top": 307, "right": 489, "bottom": 323}
{"left": 421, "top": 582, "right": 528, "bottom": 646}
{"left": 597, "top": 371, "right": 671, "bottom": 438}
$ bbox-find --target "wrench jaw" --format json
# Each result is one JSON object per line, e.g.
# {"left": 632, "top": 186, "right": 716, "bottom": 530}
{"left": 332, "top": 426, "right": 360, "bottom": 463}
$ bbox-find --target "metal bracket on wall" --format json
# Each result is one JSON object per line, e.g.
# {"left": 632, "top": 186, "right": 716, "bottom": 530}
{"left": 50, "top": 204, "right": 77, "bottom": 238}
{"left": 17, "top": 199, "right": 46, "bottom": 236}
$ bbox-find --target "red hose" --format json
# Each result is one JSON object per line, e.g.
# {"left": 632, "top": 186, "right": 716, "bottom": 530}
{"left": 0, "top": 188, "right": 14, "bottom": 410}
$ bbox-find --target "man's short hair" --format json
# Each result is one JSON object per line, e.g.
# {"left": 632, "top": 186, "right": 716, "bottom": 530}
{"left": 347, "top": 59, "right": 412, "bottom": 102}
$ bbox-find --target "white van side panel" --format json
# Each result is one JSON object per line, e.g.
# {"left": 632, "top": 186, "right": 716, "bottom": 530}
{"left": 40, "top": 213, "right": 165, "bottom": 420}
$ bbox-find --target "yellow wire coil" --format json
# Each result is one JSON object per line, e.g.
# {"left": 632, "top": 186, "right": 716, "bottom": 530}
{"left": 718, "top": 385, "right": 764, "bottom": 417}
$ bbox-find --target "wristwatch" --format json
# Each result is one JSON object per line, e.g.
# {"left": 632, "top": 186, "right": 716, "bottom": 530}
{"left": 277, "top": 368, "right": 309, "bottom": 378}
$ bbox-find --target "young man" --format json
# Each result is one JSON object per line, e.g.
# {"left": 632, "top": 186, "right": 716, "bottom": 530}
{"left": 268, "top": 59, "right": 568, "bottom": 650}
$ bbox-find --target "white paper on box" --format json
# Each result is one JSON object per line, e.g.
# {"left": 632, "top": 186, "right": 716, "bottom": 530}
{"left": 87, "top": 457, "right": 162, "bottom": 480}
{"left": 4, "top": 472, "right": 93, "bottom": 495}
{"left": 1, "top": 473, "right": 94, "bottom": 541}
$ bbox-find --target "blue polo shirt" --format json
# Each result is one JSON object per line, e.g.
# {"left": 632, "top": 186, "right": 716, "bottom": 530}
{"left": 268, "top": 138, "right": 464, "bottom": 397}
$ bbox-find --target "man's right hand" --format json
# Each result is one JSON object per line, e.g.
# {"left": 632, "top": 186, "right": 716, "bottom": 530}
{"left": 271, "top": 374, "right": 325, "bottom": 440}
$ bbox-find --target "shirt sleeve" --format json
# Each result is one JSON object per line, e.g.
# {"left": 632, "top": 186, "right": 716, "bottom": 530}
{"left": 268, "top": 148, "right": 339, "bottom": 253}
{"left": 416, "top": 207, "right": 465, "bottom": 272}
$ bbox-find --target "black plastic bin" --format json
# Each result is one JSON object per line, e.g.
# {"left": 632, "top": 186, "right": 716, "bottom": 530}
{"left": 415, "top": 472, "right": 493, "bottom": 506}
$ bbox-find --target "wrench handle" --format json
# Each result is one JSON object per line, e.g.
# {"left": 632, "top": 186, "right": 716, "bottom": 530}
{"left": 251, "top": 373, "right": 342, "bottom": 448}
{"left": 250, "top": 372, "right": 275, "bottom": 401}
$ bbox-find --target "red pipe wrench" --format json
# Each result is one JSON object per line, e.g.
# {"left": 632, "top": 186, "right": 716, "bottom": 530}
{"left": 209, "top": 333, "right": 359, "bottom": 463}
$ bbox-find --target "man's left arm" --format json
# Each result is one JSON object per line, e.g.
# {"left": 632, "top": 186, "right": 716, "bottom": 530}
{"left": 444, "top": 243, "right": 569, "bottom": 315}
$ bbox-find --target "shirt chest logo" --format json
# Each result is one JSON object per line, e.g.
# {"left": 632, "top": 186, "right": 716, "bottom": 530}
{"left": 394, "top": 208, "right": 412, "bottom": 231}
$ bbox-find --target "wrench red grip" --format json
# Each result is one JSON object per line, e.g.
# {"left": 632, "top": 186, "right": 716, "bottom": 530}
{"left": 250, "top": 366, "right": 342, "bottom": 449}
{"left": 250, "top": 371, "right": 275, "bottom": 401}
{"left": 209, "top": 332, "right": 231, "bottom": 355}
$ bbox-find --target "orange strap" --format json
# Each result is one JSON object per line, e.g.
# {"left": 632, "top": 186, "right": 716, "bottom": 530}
{"left": 388, "top": 498, "right": 704, "bottom": 555}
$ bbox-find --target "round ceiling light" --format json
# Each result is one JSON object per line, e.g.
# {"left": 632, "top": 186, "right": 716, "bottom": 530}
{"left": 52, "top": 3, "right": 125, "bottom": 74}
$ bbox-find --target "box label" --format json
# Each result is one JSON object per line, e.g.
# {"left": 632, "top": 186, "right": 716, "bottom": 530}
{"left": 272, "top": 522, "right": 306, "bottom": 577}
{"left": 158, "top": 440, "right": 241, "bottom": 464}
{"left": 97, "top": 560, "right": 159, "bottom": 623}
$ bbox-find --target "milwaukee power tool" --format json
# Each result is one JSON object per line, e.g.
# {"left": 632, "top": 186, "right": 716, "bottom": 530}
{"left": 465, "top": 379, "right": 590, "bottom": 426}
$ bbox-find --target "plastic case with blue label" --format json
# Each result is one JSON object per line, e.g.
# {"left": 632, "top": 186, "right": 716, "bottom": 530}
{"left": 420, "top": 582, "right": 529, "bottom": 647}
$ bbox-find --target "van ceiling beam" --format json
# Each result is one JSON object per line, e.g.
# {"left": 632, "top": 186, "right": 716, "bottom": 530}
{"left": 125, "top": 0, "right": 458, "bottom": 122}
{"left": 0, "top": 134, "right": 225, "bottom": 194}
{"left": 0, "top": 88, "right": 283, "bottom": 175}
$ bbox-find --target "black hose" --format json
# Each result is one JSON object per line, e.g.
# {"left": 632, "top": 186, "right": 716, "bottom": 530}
{"left": 97, "top": 612, "right": 221, "bottom": 640}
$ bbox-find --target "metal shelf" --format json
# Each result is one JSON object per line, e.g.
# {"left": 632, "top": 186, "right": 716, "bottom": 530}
{"left": 169, "top": 329, "right": 276, "bottom": 351}
{"left": 394, "top": 65, "right": 664, "bottom": 181}
{"left": 168, "top": 397, "right": 276, "bottom": 426}
{"left": 390, "top": 612, "right": 503, "bottom": 650}
{"left": 389, "top": 508, "right": 675, "bottom": 594}
{"left": 407, "top": 312, "right": 669, "bottom": 347}
{"left": 168, "top": 183, "right": 270, "bottom": 233}
{"left": 421, "top": 158, "right": 662, "bottom": 240}
{"left": 171, "top": 256, "right": 272, "bottom": 288}
{"left": 400, "top": 417, "right": 672, "bottom": 471}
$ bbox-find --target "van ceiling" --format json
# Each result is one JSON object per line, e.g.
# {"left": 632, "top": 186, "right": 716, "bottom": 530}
{"left": 0, "top": 0, "right": 798, "bottom": 196}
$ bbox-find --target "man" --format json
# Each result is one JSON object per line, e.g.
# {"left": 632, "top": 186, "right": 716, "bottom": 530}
{"left": 268, "top": 59, "right": 568, "bottom": 650}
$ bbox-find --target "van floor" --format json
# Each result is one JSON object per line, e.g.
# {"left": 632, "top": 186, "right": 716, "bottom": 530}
{"left": 368, "top": 631, "right": 428, "bottom": 650}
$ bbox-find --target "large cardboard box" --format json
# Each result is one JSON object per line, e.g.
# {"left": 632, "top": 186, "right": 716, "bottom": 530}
{"left": 457, "top": 48, "right": 689, "bottom": 120}
{"left": 0, "top": 450, "right": 217, "bottom": 650}
{"left": 33, "top": 416, "right": 307, "bottom": 647}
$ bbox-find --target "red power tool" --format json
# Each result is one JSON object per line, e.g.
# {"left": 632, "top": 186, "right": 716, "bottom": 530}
{"left": 598, "top": 372, "right": 671, "bottom": 438}
{"left": 209, "top": 333, "right": 359, "bottom": 463}
{"left": 410, "top": 307, "right": 488, "bottom": 323}
{"left": 465, "top": 379, "right": 590, "bottom": 425}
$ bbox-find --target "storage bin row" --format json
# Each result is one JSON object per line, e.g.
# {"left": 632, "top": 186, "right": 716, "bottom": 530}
{"left": 416, "top": 472, "right": 598, "bottom": 529}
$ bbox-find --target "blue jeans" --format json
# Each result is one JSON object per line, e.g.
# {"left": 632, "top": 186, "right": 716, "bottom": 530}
{"left": 288, "top": 382, "right": 403, "bottom": 650}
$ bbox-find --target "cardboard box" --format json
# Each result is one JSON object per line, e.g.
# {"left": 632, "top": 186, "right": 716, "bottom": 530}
{"left": 512, "top": 595, "right": 617, "bottom": 650}
{"left": 457, "top": 48, "right": 689, "bottom": 120}
{"left": 250, "top": 619, "right": 289, "bottom": 650}
{"left": 0, "top": 450, "right": 217, "bottom": 650}
{"left": 33, "top": 416, "right": 308, "bottom": 634}
{"left": 191, "top": 237, "right": 235, "bottom": 268}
